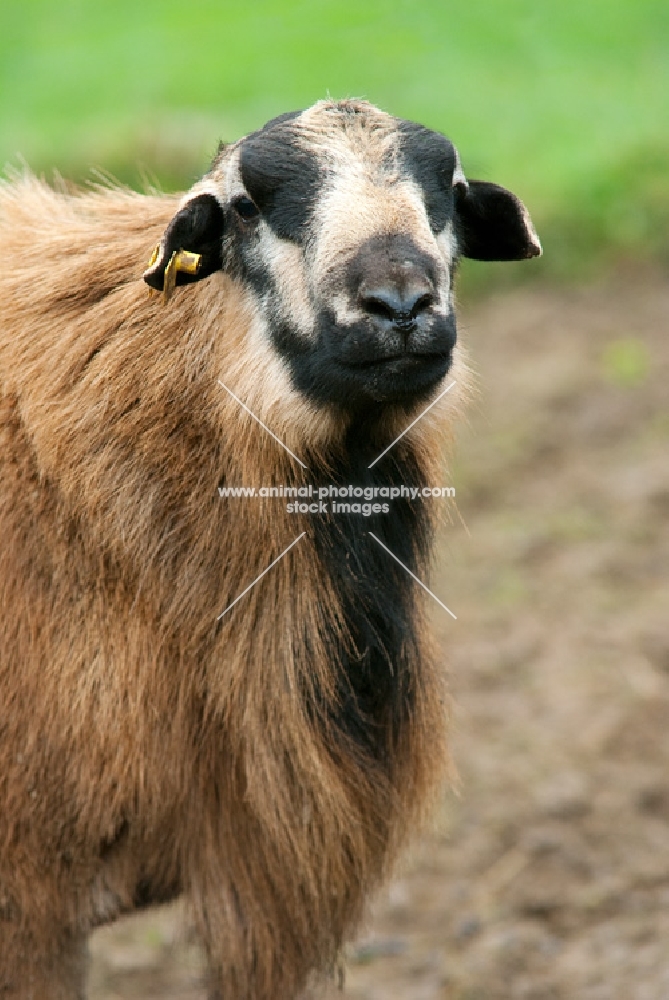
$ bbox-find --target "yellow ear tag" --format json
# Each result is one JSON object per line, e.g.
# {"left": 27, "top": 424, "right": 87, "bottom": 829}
{"left": 162, "top": 249, "right": 202, "bottom": 303}
{"left": 174, "top": 249, "right": 202, "bottom": 276}
{"left": 162, "top": 251, "right": 179, "bottom": 303}
{"left": 147, "top": 243, "right": 161, "bottom": 269}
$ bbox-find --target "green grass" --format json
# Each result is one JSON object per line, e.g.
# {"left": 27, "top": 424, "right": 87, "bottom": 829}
{"left": 2, "top": 0, "right": 668, "bottom": 282}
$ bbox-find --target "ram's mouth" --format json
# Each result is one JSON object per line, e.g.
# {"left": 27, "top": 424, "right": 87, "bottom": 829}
{"left": 345, "top": 351, "right": 450, "bottom": 371}
{"left": 282, "top": 312, "right": 456, "bottom": 407}
{"left": 343, "top": 351, "right": 453, "bottom": 404}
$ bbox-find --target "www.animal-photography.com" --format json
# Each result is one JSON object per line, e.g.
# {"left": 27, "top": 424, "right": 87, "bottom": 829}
{"left": 1, "top": 2, "right": 668, "bottom": 998}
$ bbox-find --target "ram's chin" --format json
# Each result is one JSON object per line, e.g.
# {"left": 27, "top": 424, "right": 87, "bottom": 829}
{"left": 286, "top": 351, "right": 453, "bottom": 409}
{"left": 342, "top": 353, "right": 453, "bottom": 404}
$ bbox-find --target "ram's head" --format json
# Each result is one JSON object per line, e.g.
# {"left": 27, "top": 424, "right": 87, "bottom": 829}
{"left": 145, "top": 99, "right": 540, "bottom": 407}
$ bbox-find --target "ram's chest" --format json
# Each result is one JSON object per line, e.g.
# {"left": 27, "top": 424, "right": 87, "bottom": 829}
{"left": 308, "top": 437, "right": 433, "bottom": 756}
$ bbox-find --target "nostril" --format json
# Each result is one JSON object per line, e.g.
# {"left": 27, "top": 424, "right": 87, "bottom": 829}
{"left": 359, "top": 285, "right": 435, "bottom": 325}
{"left": 411, "top": 292, "right": 435, "bottom": 317}
{"left": 361, "top": 292, "right": 401, "bottom": 322}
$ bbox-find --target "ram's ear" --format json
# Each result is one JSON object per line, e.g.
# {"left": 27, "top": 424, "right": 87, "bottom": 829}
{"left": 455, "top": 180, "right": 542, "bottom": 261}
{"left": 144, "top": 192, "right": 225, "bottom": 300}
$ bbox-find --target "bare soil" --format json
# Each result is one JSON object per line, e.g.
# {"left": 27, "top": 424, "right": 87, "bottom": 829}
{"left": 88, "top": 274, "right": 669, "bottom": 1000}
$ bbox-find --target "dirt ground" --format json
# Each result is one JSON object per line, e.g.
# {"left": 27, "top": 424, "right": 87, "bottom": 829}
{"left": 88, "top": 273, "right": 669, "bottom": 1000}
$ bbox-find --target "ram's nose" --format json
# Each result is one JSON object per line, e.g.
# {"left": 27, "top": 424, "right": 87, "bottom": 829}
{"left": 358, "top": 279, "right": 435, "bottom": 330}
{"left": 350, "top": 234, "right": 440, "bottom": 335}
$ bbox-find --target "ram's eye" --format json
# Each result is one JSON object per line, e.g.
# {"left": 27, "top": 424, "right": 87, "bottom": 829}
{"left": 232, "top": 196, "right": 260, "bottom": 221}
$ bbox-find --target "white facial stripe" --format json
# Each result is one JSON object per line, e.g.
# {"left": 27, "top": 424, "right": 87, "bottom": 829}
{"left": 311, "top": 167, "right": 442, "bottom": 284}
{"left": 222, "top": 146, "right": 247, "bottom": 202}
{"left": 330, "top": 291, "right": 365, "bottom": 326}
{"left": 223, "top": 301, "right": 336, "bottom": 448}
{"left": 435, "top": 221, "right": 458, "bottom": 265}
{"left": 191, "top": 146, "right": 318, "bottom": 340}
{"left": 307, "top": 150, "right": 455, "bottom": 322}
{"left": 254, "top": 225, "right": 316, "bottom": 338}
{"left": 453, "top": 147, "right": 468, "bottom": 192}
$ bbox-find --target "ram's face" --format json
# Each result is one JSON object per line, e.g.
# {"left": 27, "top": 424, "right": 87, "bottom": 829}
{"left": 229, "top": 104, "right": 464, "bottom": 407}
{"left": 145, "top": 100, "right": 540, "bottom": 409}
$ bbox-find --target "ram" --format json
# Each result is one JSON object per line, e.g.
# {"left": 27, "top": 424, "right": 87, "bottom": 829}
{"left": 0, "top": 99, "right": 539, "bottom": 998}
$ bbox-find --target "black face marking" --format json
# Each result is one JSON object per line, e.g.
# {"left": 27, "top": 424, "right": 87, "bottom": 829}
{"left": 269, "top": 232, "right": 455, "bottom": 408}
{"left": 396, "top": 121, "right": 459, "bottom": 233}
{"left": 239, "top": 121, "right": 322, "bottom": 243}
{"left": 285, "top": 313, "right": 455, "bottom": 408}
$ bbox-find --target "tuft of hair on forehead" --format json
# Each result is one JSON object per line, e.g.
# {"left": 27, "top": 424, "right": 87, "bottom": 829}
{"left": 299, "top": 98, "right": 396, "bottom": 128}
{"left": 295, "top": 99, "right": 401, "bottom": 162}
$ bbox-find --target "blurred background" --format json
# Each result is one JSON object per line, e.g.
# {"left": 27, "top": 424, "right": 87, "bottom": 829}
{"left": 3, "top": 2, "right": 668, "bottom": 997}
{"left": 3, "top": 0, "right": 668, "bottom": 283}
